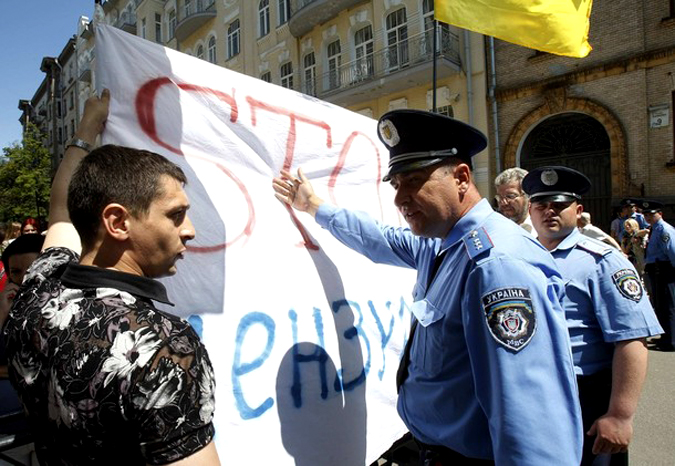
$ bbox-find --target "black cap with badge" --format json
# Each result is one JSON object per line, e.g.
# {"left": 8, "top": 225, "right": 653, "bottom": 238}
{"left": 620, "top": 198, "right": 638, "bottom": 208}
{"left": 638, "top": 199, "right": 663, "bottom": 213}
{"left": 377, "top": 109, "right": 487, "bottom": 182}
{"left": 522, "top": 166, "right": 591, "bottom": 202}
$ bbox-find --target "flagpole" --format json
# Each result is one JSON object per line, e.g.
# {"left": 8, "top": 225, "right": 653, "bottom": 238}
{"left": 432, "top": 19, "right": 437, "bottom": 112}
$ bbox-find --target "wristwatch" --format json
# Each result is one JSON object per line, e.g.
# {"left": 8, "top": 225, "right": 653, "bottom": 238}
{"left": 66, "top": 137, "right": 93, "bottom": 153}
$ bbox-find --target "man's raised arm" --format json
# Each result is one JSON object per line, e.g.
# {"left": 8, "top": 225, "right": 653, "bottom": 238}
{"left": 42, "top": 89, "right": 110, "bottom": 253}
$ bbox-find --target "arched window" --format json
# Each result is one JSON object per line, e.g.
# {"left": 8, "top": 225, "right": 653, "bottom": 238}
{"left": 227, "top": 19, "right": 240, "bottom": 58}
{"left": 208, "top": 36, "right": 217, "bottom": 63}
{"left": 197, "top": 44, "right": 204, "bottom": 60}
{"left": 280, "top": 62, "right": 293, "bottom": 89}
{"left": 303, "top": 52, "right": 316, "bottom": 96}
{"left": 327, "top": 39, "right": 341, "bottom": 90}
{"left": 261, "top": 71, "right": 272, "bottom": 83}
{"left": 386, "top": 8, "right": 408, "bottom": 69}
{"left": 259, "top": 0, "right": 270, "bottom": 37}
{"left": 354, "top": 25, "right": 374, "bottom": 81}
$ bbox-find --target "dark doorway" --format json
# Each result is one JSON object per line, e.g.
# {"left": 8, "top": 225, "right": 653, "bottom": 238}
{"left": 520, "top": 112, "right": 612, "bottom": 231}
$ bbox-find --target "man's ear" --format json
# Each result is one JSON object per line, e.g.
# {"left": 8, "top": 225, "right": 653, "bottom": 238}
{"left": 101, "top": 203, "right": 131, "bottom": 241}
{"left": 454, "top": 163, "right": 471, "bottom": 193}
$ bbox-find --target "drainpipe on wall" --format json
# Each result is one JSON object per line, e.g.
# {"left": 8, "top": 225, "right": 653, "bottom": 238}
{"left": 488, "top": 37, "right": 501, "bottom": 174}
{"left": 464, "top": 30, "right": 473, "bottom": 126}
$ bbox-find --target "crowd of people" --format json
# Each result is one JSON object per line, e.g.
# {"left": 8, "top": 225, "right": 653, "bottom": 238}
{"left": 1, "top": 89, "right": 674, "bottom": 465}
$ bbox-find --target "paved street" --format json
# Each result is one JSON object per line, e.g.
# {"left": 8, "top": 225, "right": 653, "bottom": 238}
{"left": 631, "top": 346, "right": 675, "bottom": 465}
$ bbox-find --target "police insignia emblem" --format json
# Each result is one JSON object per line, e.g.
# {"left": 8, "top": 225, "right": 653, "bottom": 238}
{"left": 378, "top": 119, "right": 400, "bottom": 147}
{"left": 482, "top": 287, "right": 536, "bottom": 351}
{"left": 612, "top": 269, "right": 643, "bottom": 302}
{"left": 642, "top": 201, "right": 649, "bottom": 209}
{"left": 662, "top": 233, "right": 670, "bottom": 243}
{"left": 541, "top": 169, "right": 558, "bottom": 186}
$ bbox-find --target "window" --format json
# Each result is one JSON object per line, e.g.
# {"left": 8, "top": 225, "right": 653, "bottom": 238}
{"left": 197, "top": 44, "right": 204, "bottom": 60}
{"left": 227, "top": 19, "right": 240, "bottom": 58}
{"left": 303, "top": 52, "right": 316, "bottom": 96}
{"left": 261, "top": 72, "right": 272, "bottom": 83}
{"left": 386, "top": 8, "right": 409, "bottom": 70}
{"left": 354, "top": 25, "right": 374, "bottom": 81}
{"left": 435, "top": 105, "right": 454, "bottom": 118}
{"left": 278, "top": 0, "right": 290, "bottom": 25}
{"left": 327, "top": 39, "right": 341, "bottom": 90}
{"left": 280, "top": 62, "right": 293, "bottom": 89}
{"left": 185, "top": 0, "right": 193, "bottom": 17}
{"left": 259, "top": 0, "right": 270, "bottom": 37}
{"left": 141, "top": 17, "right": 146, "bottom": 39}
{"left": 208, "top": 36, "right": 217, "bottom": 63}
{"left": 422, "top": 0, "right": 451, "bottom": 55}
{"left": 155, "top": 13, "right": 162, "bottom": 42}
{"left": 69, "top": 92, "right": 74, "bottom": 110}
{"left": 168, "top": 10, "right": 176, "bottom": 39}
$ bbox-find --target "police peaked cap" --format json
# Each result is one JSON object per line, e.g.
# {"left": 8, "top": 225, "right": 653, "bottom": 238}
{"left": 522, "top": 166, "right": 591, "bottom": 202}
{"left": 377, "top": 109, "right": 488, "bottom": 182}
{"left": 620, "top": 198, "right": 639, "bottom": 207}
{"left": 638, "top": 199, "right": 663, "bottom": 213}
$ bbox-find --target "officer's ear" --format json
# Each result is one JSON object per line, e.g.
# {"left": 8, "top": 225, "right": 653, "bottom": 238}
{"left": 453, "top": 163, "right": 471, "bottom": 194}
{"left": 575, "top": 203, "right": 584, "bottom": 220}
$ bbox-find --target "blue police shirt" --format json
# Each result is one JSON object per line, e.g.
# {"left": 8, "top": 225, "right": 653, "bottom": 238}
{"left": 550, "top": 229, "right": 662, "bottom": 375}
{"left": 315, "top": 199, "right": 582, "bottom": 465}
{"left": 645, "top": 218, "right": 675, "bottom": 267}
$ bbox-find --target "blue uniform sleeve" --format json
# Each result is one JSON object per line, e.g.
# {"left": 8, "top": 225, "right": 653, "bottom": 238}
{"left": 315, "top": 204, "right": 427, "bottom": 268}
{"left": 589, "top": 252, "right": 663, "bottom": 342}
{"left": 462, "top": 255, "right": 582, "bottom": 466}
{"left": 662, "top": 223, "right": 675, "bottom": 267}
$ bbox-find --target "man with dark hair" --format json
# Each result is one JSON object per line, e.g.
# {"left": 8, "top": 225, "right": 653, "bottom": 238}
{"left": 3, "top": 90, "right": 220, "bottom": 465}
{"left": 640, "top": 199, "right": 675, "bottom": 352}
{"left": 523, "top": 167, "right": 662, "bottom": 466}
{"left": 274, "top": 110, "right": 582, "bottom": 465}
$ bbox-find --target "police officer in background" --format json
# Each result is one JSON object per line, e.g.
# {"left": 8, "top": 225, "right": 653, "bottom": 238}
{"left": 523, "top": 167, "right": 662, "bottom": 466}
{"left": 273, "top": 110, "right": 582, "bottom": 465}
{"left": 641, "top": 200, "right": 675, "bottom": 352}
{"left": 618, "top": 199, "right": 648, "bottom": 243}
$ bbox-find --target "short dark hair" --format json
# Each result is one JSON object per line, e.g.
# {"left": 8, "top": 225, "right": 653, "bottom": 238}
{"left": 67, "top": 145, "right": 187, "bottom": 249}
{"left": 2, "top": 234, "right": 45, "bottom": 272}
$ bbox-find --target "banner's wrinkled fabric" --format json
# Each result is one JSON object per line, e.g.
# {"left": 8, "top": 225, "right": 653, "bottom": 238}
{"left": 95, "top": 24, "right": 412, "bottom": 465}
{"left": 436, "top": 0, "right": 593, "bottom": 58}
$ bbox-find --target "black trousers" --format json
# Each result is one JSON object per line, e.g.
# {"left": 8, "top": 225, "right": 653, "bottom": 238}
{"left": 415, "top": 439, "right": 495, "bottom": 466}
{"left": 577, "top": 369, "right": 628, "bottom": 466}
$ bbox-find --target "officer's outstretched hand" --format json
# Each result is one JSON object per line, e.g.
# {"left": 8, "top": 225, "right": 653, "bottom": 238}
{"left": 588, "top": 413, "right": 632, "bottom": 455}
{"left": 273, "top": 168, "right": 324, "bottom": 217}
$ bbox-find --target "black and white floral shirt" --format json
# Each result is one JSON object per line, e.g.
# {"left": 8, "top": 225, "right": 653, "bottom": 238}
{"left": 3, "top": 248, "right": 216, "bottom": 465}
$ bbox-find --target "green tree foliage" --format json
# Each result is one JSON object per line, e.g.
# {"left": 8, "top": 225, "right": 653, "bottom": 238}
{"left": 0, "top": 123, "right": 52, "bottom": 222}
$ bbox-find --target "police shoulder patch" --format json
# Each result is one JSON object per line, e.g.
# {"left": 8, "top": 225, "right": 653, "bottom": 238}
{"left": 612, "top": 269, "right": 643, "bottom": 302}
{"left": 482, "top": 287, "right": 536, "bottom": 352}
{"left": 662, "top": 232, "right": 670, "bottom": 244}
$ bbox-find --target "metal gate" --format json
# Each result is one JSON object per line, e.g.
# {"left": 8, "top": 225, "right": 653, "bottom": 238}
{"left": 520, "top": 113, "right": 613, "bottom": 232}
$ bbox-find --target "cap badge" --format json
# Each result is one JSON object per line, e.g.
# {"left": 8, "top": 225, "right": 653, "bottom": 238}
{"left": 541, "top": 169, "right": 558, "bottom": 186}
{"left": 642, "top": 202, "right": 649, "bottom": 208}
{"left": 378, "top": 119, "right": 400, "bottom": 147}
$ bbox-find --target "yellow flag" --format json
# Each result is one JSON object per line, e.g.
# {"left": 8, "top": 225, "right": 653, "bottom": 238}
{"left": 435, "top": 0, "right": 592, "bottom": 58}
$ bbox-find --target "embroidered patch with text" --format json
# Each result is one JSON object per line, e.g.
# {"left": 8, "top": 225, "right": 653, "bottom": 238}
{"left": 612, "top": 269, "right": 643, "bottom": 302}
{"left": 482, "top": 287, "right": 536, "bottom": 352}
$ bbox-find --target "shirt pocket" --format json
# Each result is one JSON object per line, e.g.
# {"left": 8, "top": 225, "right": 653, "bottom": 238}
{"left": 410, "top": 297, "right": 445, "bottom": 375}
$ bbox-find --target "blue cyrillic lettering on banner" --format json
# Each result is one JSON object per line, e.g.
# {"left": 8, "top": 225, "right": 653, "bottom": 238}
{"left": 232, "top": 312, "right": 276, "bottom": 419}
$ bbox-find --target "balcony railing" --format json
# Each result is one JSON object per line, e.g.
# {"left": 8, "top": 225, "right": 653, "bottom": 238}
{"left": 175, "top": 0, "right": 216, "bottom": 42}
{"left": 315, "top": 29, "right": 460, "bottom": 98}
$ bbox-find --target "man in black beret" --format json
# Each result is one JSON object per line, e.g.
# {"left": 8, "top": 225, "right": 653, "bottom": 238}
{"left": 524, "top": 166, "right": 662, "bottom": 466}
{"left": 274, "top": 110, "right": 582, "bottom": 465}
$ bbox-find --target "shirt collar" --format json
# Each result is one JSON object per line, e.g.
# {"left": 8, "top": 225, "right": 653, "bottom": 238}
{"left": 441, "top": 198, "right": 495, "bottom": 249}
{"left": 61, "top": 264, "right": 174, "bottom": 305}
{"left": 551, "top": 227, "right": 581, "bottom": 253}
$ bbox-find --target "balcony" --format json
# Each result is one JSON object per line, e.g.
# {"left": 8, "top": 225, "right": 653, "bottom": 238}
{"left": 289, "top": 0, "right": 364, "bottom": 38}
{"left": 79, "top": 61, "right": 92, "bottom": 83}
{"left": 116, "top": 11, "right": 137, "bottom": 34}
{"left": 313, "top": 29, "right": 461, "bottom": 107}
{"left": 174, "top": 0, "right": 216, "bottom": 43}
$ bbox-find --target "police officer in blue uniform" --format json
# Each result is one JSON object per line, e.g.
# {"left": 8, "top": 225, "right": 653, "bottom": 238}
{"left": 640, "top": 200, "right": 675, "bottom": 352}
{"left": 273, "top": 110, "right": 582, "bottom": 466}
{"left": 618, "top": 199, "right": 648, "bottom": 243}
{"left": 523, "top": 167, "right": 663, "bottom": 466}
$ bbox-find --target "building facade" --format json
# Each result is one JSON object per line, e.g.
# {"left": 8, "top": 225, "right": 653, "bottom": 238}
{"left": 490, "top": 0, "right": 675, "bottom": 229}
{"left": 20, "top": 0, "right": 491, "bottom": 193}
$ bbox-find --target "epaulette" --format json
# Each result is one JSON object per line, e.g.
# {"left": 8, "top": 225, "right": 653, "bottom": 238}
{"left": 577, "top": 238, "right": 612, "bottom": 256}
{"left": 463, "top": 227, "right": 494, "bottom": 260}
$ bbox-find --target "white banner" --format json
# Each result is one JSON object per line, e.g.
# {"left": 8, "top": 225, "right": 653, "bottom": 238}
{"left": 95, "top": 24, "right": 415, "bottom": 465}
